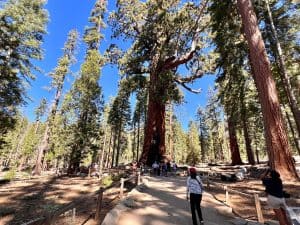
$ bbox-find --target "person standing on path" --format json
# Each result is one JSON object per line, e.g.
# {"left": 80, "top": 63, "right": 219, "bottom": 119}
{"left": 187, "top": 167, "right": 204, "bottom": 225}
{"left": 262, "top": 169, "right": 291, "bottom": 225}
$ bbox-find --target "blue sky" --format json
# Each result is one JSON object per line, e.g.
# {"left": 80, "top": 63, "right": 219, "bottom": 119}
{"left": 23, "top": 0, "right": 216, "bottom": 130}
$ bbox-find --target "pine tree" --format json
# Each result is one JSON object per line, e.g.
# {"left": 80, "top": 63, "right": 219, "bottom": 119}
{"left": 33, "top": 30, "right": 78, "bottom": 175}
{"left": 0, "top": 0, "right": 48, "bottom": 141}
{"left": 196, "top": 107, "right": 209, "bottom": 162}
{"left": 172, "top": 117, "right": 187, "bottom": 164}
{"left": 186, "top": 121, "right": 201, "bottom": 165}
{"left": 67, "top": 0, "right": 106, "bottom": 173}
{"left": 108, "top": 81, "right": 131, "bottom": 167}
{"left": 132, "top": 88, "right": 148, "bottom": 162}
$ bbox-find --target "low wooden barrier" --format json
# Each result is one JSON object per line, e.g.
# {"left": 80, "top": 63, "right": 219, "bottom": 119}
{"left": 204, "top": 177, "right": 265, "bottom": 223}
{"left": 22, "top": 172, "right": 142, "bottom": 225}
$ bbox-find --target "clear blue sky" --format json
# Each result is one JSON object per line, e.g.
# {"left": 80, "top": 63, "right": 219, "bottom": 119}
{"left": 23, "top": 0, "right": 216, "bottom": 130}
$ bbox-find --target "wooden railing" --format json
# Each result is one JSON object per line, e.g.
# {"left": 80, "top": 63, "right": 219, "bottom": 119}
{"left": 205, "top": 176, "right": 265, "bottom": 223}
{"left": 205, "top": 176, "right": 299, "bottom": 224}
{"left": 22, "top": 172, "right": 142, "bottom": 225}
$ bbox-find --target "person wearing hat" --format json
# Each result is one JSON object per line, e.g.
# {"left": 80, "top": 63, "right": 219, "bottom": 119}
{"left": 187, "top": 167, "right": 204, "bottom": 225}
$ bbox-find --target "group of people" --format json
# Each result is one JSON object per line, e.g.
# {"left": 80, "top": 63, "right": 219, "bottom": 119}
{"left": 186, "top": 166, "right": 292, "bottom": 225}
{"left": 151, "top": 160, "right": 177, "bottom": 176}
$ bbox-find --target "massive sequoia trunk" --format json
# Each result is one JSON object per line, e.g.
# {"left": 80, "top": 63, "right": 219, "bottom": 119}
{"left": 228, "top": 117, "right": 243, "bottom": 165}
{"left": 140, "top": 95, "right": 166, "bottom": 166}
{"left": 140, "top": 69, "right": 166, "bottom": 166}
{"left": 237, "top": 0, "right": 298, "bottom": 180}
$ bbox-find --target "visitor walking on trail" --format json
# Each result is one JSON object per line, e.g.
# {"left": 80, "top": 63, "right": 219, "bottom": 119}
{"left": 187, "top": 167, "right": 204, "bottom": 225}
{"left": 262, "top": 169, "right": 291, "bottom": 225}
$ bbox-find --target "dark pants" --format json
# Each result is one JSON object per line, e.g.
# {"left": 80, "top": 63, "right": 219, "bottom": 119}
{"left": 190, "top": 193, "right": 203, "bottom": 225}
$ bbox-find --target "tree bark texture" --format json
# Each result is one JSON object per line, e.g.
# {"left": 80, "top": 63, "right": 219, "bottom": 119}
{"left": 237, "top": 0, "right": 298, "bottom": 180}
{"left": 241, "top": 92, "right": 255, "bottom": 165}
{"left": 228, "top": 117, "right": 243, "bottom": 165}
{"left": 139, "top": 95, "right": 166, "bottom": 166}
{"left": 139, "top": 69, "right": 166, "bottom": 166}
{"left": 34, "top": 125, "right": 50, "bottom": 175}
{"left": 136, "top": 118, "right": 140, "bottom": 162}
{"left": 115, "top": 124, "right": 122, "bottom": 167}
{"left": 266, "top": 0, "right": 300, "bottom": 136}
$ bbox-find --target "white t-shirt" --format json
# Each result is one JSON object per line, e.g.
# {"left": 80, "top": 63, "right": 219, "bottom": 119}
{"left": 187, "top": 176, "right": 203, "bottom": 195}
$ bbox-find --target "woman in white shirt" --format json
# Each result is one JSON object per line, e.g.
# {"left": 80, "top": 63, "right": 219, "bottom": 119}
{"left": 187, "top": 167, "right": 204, "bottom": 225}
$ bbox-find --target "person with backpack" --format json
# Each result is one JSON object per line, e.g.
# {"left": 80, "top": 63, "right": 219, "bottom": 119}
{"left": 187, "top": 167, "right": 204, "bottom": 225}
{"left": 262, "top": 169, "right": 291, "bottom": 225}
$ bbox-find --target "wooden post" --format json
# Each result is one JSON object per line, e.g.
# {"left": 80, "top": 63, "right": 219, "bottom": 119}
{"left": 206, "top": 177, "right": 210, "bottom": 190}
{"left": 95, "top": 187, "right": 104, "bottom": 221}
{"left": 120, "top": 178, "right": 124, "bottom": 199}
{"left": 72, "top": 208, "right": 76, "bottom": 224}
{"left": 254, "top": 194, "right": 264, "bottom": 223}
{"left": 137, "top": 172, "right": 141, "bottom": 185}
{"left": 225, "top": 186, "right": 229, "bottom": 205}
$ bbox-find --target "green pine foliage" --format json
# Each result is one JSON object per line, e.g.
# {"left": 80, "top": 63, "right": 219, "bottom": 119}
{"left": 186, "top": 121, "right": 201, "bottom": 165}
{"left": 67, "top": 0, "right": 106, "bottom": 172}
{"left": 0, "top": 0, "right": 48, "bottom": 139}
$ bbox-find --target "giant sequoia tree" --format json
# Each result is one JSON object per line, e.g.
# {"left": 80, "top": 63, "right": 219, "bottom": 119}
{"left": 110, "top": 0, "right": 212, "bottom": 165}
{"left": 236, "top": 0, "right": 298, "bottom": 179}
{"left": 0, "top": 0, "right": 48, "bottom": 143}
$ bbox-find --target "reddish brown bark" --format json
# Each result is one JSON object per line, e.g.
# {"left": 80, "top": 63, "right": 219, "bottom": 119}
{"left": 139, "top": 93, "right": 166, "bottom": 166}
{"left": 241, "top": 91, "right": 255, "bottom": 165}
{"left": 237, "top": 0, "right": 298, "bottom": 180}
{"left": 228, "top": 117, "right": 243, "bottom": 165}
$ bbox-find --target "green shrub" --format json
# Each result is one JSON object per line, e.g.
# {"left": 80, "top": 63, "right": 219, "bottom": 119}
{"left": 4, "top": 169, "right": 16, "bottom": 181}
{"left": 101, "top": 175, "right": 113, "bottom": 187}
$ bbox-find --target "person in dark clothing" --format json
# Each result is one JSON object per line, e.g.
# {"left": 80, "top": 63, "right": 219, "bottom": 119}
{"left": 262, "top": 169, "right": 291, "bottom": 225}
{"left": 187, "top": 167, "right": 204, "bottom": 225}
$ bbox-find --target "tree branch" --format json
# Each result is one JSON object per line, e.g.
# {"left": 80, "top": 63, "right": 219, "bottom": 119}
{"left": 162, "top": 0, "right": 209, "bottom": 71}
{"left": 176, "top": 71, "right": 205, "bottom": 83}
{"left": 175, "top": 79, "right": 202, "bottom": 93}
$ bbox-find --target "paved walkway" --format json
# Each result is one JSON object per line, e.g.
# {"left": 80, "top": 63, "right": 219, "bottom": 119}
{"left": 115, "top": 176, "right": 234, "bottom": 225}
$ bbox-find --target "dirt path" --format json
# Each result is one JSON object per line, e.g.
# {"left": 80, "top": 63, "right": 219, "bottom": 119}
{"left": 116, "top": 176, "right": 234, "bottom": 225}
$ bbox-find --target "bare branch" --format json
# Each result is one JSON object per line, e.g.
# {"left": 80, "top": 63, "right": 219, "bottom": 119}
{"left": 175, "top": 79, "right": 202, "bottom": 93}
{"left": 176, "top": 71, "right": 205, "bottom": 83}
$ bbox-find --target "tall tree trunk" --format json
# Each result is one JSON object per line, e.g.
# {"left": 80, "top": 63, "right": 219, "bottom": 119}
{"left": 99, "top": 127, "right": 108, "bottom": 177}
{"left": 115, "top": 124, "right": 122, "bottom": 167}
{"left": 133, "top": 122, "right": 136, "bottom": 161}
{"left": 34, "top": 126, "right": 50, "bottom": 175}
{"left": 105, "top": 130, "right": 113, "bottom": 168}
{"left": 139, "top": 70, "right": 166, "bottom": 166}
{"left": 228, "top": 117, "right": 243, "bottom": 165}
{"left": 34, "top": 83, "right": 64, "bottom": 175}
{"left": 237, "top": 0, "right": 298, "bottom": 180}
{"left": 213, "top": 111, "right": 224, "bottom": 161}
{"left": 136, "top": 117, "right": 140, "bottom": 162}
{"left": 111, "top": 131, "right": 117, "bottom": 168}
{"left": 169, "top": 106, "right": 173, "bottom": 160}
{"left": 241, "top": 91, "right": 255, "bottom": 165}
{"left": 199, "top": 130, "right": 205, "bottom": 162}
{"left": 284, "top": 106, "right": 300, "bottom": 155}
{"left": 266, "top": 0, "right": 300, "bottom": 136}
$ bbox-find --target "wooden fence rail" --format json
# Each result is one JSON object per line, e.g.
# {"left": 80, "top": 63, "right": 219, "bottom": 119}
{"left": 22, "top": 172, "right": 141, "bottom": 225}
{"left": 205, "top": 177, "right": 264, "bottom": 223}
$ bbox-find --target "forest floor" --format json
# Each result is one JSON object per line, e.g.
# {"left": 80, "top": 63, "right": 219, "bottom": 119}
{"left": 0, "top": 164, "right": 299, "bottom": 225}
{"left": 0, "top": 173, "right": 135, "bottom": 225}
